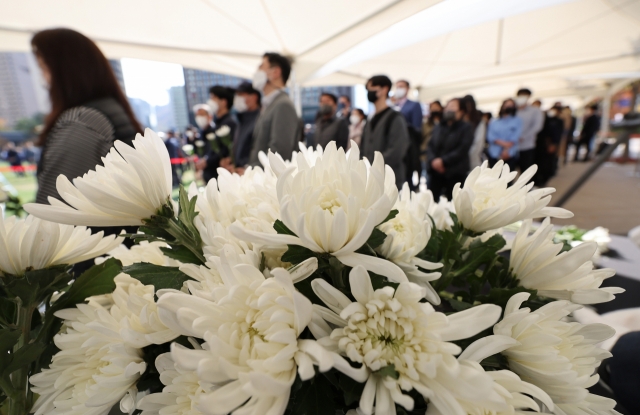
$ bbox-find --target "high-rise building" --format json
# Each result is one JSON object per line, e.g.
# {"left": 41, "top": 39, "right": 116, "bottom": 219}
{"left": 183, "top": 68, "right": 247, "bottom": 119}
{"left": 109, "top": 59, "right": 127, "bottom": 94}
{"left": 169, "top": 86, "right": 190, "bottom": 131}
{"left": 129, "top": 98, "right": 152, "bottom": 129}
{"left": 0, "top": 52, "right": 49, "bottom": 129}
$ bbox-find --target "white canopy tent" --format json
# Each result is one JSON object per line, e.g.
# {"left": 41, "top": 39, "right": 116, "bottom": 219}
{"left": 1, "top": 0, "right": 639, "bottom": 110}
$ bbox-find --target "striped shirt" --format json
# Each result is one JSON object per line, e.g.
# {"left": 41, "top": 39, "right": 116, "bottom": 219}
{"left": 36, "top": 107, "right": 115, "bottom": 204}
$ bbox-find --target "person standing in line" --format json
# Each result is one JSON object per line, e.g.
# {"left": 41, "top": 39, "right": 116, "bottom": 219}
{"left": 515, "top": 88, "right": 545, "bottom": 173}
{"left": 196, "top": 86, "right": 237, "bottom": 183}
{"left": 462, "top": 94, "right": 487, "bottom": 169}
{"left": 426, "top": 98, "right": 474, "bottom": 201}
{"left": 337, "top": 95, "right": 352, "bottom": 120}
{"left": 347, "top": 108, "right": 366, "bottom": 150}
{"left": 361, "top": 75, "right": 409, "bottom": 189}
{"left": 247, "top": 52, "right": 300, "bottom": 166}
{"left": 486, "top": 98, "right": 522, "bottom": 169}
{"left": 394, "top": 79, "right": 423, "bottom": 191}
{"left": 560, "top": 106, "right": 577, "bottom": 165}
{"left": 574, "top": 104, "right": 601, "bottom": 162}
{"left": 192, "top": 103, "right": 214, "bottom": 159}
{"left": 534, "top": 104, "right": 564, "bottom": 186}
{"left": 232, "top": 82, "right": 261, "bottom": 175}
{"left": 421, "top": 101, "right": 443, "bottom": 181}
{"left": 313, "top": 92, "right": 349, "bottom": 150}
{"left": 163, "top": 130, "right": 183, "bottom": 187}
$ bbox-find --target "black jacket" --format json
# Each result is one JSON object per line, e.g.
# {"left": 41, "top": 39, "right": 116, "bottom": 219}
{"left": 580, "top": 114, "right": 600, "bottom": 142}
{"left": 203, "top": 112, "right": 237, "bottom": 182}
{"left": 426, "top": 120, "right": 474, "bottom": 177}
{"left": 234, "top": 109, "right": 259, "bottom": 168}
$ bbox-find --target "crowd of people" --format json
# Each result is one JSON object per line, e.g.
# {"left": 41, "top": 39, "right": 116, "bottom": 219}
{"left": 16, "top": 27, "right": 604, "bottom": 215}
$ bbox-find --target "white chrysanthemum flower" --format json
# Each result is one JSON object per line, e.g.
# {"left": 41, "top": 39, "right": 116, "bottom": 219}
{"left": 30, "top": 274, "right": 178, "bottom": 415}
{"left": 511, "top": 219, "right": 622, "bottom": 304}
{"left": 232, "top": 141, "right": 405, "bottom": 283}
{"left": 311, "top": 266, "right": 503, "bottom": 415}
{"left": 452, "top": 161, "right": 573, "bottom": 233}
{"left": 137, "top": 352, "right": 213, "bottom": 415}
{"left": 494, "top": 292, "right": 618, "bottom": 415}
{"left": 571, "top": 227, "right": 611, "bottom": 258}
{"left": 422, "top": 191, "right": 455, "bottom": 231}
{"left": 156, "top": 254, "right": 348, "bottom": 415}
{"left": 25, "top": 129, "right": 173, "bottom": 226}
{"left": 95, "top": 241, "right": 181, "bottom": 267}
{"left": 0, "top": 214, "right": 122, "bottom": 276}
{"left": 376, "top": 183, "right": 442, "bottom": 304}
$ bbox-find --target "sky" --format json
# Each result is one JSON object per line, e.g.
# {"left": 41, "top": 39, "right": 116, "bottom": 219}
{"left": 121, "top": 58, "right": 185, "bottom": 107}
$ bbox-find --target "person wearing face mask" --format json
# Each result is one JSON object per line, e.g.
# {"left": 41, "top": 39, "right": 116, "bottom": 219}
{"left": 195, "top": 85, "right": 237, "bottom": 183}
{"left": 515, "top": 88, "right": 545, "bottom": 173}
{"left": 533, "top": 103, "right": 564, "bottom": 186}
{"left": 393, "top": 79, "right": 423, "bottom": 191}
{"left": 247, "top": 52, "right": 300, "bottom": 166}
{"left": 486, "top": 98, "right": 522, "bottom": 169}
{"left": 421, "top": 101, "right": 443, "bottom": 174}
{"left": 426, "top": 98, "right": 474, "bottom": 201}
{"left": 347, "top": 108, "right": 366, "bottom": 150}
{"left": 313, "top": 92, "right": 349, "bottom": 150}
{"left": 361, "top": 75, "right": 410, "bottom": 189}
{"left": 192, "top": 103, "right": 214, "bottom": 158}
{"left": 337, "top": 95, "right": 352, "bottom": 120}
{"left": 231, "top": 81, "right": 261, "bottom": 173}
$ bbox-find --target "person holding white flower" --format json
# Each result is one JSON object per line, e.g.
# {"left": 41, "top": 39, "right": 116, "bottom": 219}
{"left": 196, "top": 85, "right": 237, "bottom": 183}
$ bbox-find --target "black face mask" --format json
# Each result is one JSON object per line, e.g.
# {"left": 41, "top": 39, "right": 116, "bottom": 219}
{"left": 429, "top": 111, "right": 442, "bottom": 121}
{"left": 337, "top": 103, "right": 346, "bottom": 111}
{"left": 442, "top": 110, "right": 456, "bottom": 122}
{"left": 367, "top": 90, "right": 379, "bottom": 103}
{"left": 503, "top": 107, "right": 516, "bottom": 116}
{"left": 319, "top": 104, "right": 334, "bottom": 116}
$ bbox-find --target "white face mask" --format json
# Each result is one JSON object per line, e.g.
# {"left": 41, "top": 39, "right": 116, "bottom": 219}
{"left": 252, "top": 70, "right": 268, "bottom": 92}
{"left": 234, "top": 95, "right": 248, "bottom": 113}
{"left": 185, "top": 130, "right": 194, "bottom": 138}
{"left": 207, "top": 99, "right": 219, "bottom": 115}
{"left": 350, "top": 114, "right": 361, "bottom": 125}
{"left": 395, "top": 87, "right": 407, "bottom": 99}
{"left": 515, "top": 96, "right": 528, "bottom": 106}
{"left": 548, "top": 110, "right": 557, "bottom": 117}
{"left": 195, "top": 115, "right": 210, "bottom": 130}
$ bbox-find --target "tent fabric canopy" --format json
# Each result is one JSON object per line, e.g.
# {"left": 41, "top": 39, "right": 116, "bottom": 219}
{"left": 1, "top": 0, "right": 639, "bottom": 108}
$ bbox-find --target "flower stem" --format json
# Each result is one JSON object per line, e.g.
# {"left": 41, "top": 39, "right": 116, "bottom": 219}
{"left": 8, "top": 303, "right": 35, "bottom": 415}
{"left": 165, "top": 217, "right": 206, "bottom": 264}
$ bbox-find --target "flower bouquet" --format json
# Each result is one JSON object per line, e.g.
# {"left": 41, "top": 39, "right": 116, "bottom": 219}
{"left": 0, "top": 129, "right": 624, "bottom": 415}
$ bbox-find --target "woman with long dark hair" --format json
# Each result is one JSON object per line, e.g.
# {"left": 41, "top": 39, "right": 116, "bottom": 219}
{"left": 32, "top": 28, "right": 142, "bottom": 205}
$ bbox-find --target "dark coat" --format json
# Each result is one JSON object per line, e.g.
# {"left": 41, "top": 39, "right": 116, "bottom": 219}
{"left": 426, "top": 120, "right": 474, "bottom": 178}
{"left": 234, "top": 109, "right": 259, "bottom": 168}
{"left": 203, "top": 112, "right": 237, "bottom": 182}
{"left": 313, "top": 116, "right": 349, "bottom": 150}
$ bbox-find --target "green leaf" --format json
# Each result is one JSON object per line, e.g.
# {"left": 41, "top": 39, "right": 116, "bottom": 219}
{"left": 446, "top": 297, "right": 474, "bottom": 311}
{"left": 49, "top": 258, "right": 122, "bottom": 313}
{"left": 380, "top": 209, "right": 399, "bottom": 225}
{"left": 339, "top": 372, "right": 365, "bottom": 406}
{"left": 287, "top": 374, "right": 339, "bottom": 415}
{"left": 2, "top": 265, "right": 70, "bottom": 307}
{"left": 376, "top": 364, "right": 399, "bottom": 380}
{"left": 123, "top": 263, "right": 194, "bottom": 291}
{"left": 160, "top": 245, "right": 203, "bottom": 264}
{"left": 3, "top": 342, "right": 46, "bottom": 376}
{"left": 0, "top": 329, "right": 20, "bottom": 354}
{"left": 281, "top": 245, "right": 316, "bottom": 265}
{"left": 0, "top": 298, "right": 16, "bottom": 328}
{"left": 274, "top": 220, "right": 296, "bottom": 236}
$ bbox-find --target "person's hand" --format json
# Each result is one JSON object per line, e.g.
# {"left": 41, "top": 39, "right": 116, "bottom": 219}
{"left": 547, "top": 144, "right": 557, "bottom": 154}
{"left": 195, "top": 158, "right": 207, "bottom": 171}
{"left": 234, "top": 167, "right": 246, "bottom": 176}
{"left": 501, "top": 149, "right": 510, "bottom": 160}
{"left": 431, "top": 158, "right": 445, "bottom": 174}
{"left": 220, "top": 157, "right": 233, "bottom": 172}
